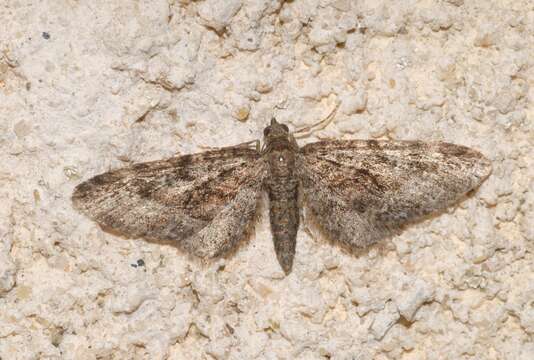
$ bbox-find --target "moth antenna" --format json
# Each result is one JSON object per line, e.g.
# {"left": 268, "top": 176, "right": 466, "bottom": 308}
{"left": 293, "top": 101, "right": 340, "bottom": 139}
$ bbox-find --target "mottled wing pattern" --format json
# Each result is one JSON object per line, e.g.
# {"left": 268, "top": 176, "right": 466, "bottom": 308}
{"left": 297, "top": 140, "right": 492, "bottom": 248}
{"left": 72, "top": 147, "right": 267, "bottom": 258}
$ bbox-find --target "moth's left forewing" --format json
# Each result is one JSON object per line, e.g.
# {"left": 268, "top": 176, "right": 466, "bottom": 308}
{"left": 72, "top": 147, "right": 267, "bottom": 258}
{"left": 296, "top": 140, "right": 492, "bottom": 249}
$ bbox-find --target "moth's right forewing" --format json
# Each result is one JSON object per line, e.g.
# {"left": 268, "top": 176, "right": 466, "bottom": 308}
{"left": 297, "top": 140, "right": 491, "bottom": 249}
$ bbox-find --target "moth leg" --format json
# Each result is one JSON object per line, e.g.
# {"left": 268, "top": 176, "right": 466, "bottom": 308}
{"left": 236, "top": 139, "right": 261, "bottom": 151}
{"left": 199, "top": 140, "right": 260, "bottom": 152}
{"left": 289, "top": 134, "right": 299, "bottom": 150}
{"left": 251, "top": 139, "right": 261, "bottom": 152}
{"left": 302, "top": 225, "right": 316, "bottom": 242}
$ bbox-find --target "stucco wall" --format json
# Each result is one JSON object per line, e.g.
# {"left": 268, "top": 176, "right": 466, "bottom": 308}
{"left": 1, "top": 1, "right": 533, "bottom": 359}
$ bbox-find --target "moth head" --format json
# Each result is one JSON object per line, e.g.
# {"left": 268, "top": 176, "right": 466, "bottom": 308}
{"left": 263, "top": 118, "right": 290, "bottom": 142}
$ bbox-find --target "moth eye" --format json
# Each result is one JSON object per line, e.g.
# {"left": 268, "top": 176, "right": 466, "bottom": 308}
{"left": 281, "top": 124, "right": 289, "bottom": 132}
{"left": 264, "top": 127, "right": 271, "bottom": 136}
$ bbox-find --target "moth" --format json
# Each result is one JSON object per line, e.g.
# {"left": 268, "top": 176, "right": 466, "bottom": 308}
{"left": 72, "top": 118, "right": 491, "bottom": 274}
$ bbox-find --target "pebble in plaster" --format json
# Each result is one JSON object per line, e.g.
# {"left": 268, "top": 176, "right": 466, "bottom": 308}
{"left": 0, "top": 251, "right": 16, "bottom": 295}
{"left": 197, "top": 0, "right": 242, "bottom": 33}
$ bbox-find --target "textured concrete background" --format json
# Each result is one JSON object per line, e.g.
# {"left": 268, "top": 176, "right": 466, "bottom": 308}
{"left": 1, "top": 0, "right": 533, "bottom": 359}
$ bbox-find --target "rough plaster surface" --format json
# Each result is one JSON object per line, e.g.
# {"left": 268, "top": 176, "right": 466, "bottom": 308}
{"left": 0, "top": 0, "right": 533, "bottom": 359}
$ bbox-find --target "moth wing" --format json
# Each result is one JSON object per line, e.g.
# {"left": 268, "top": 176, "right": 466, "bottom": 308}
{"left": 72, "top": 147, "right": 267, "bottom": 258}
{"left": 297, "top": 140, "right": 492, "bottom": 248}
